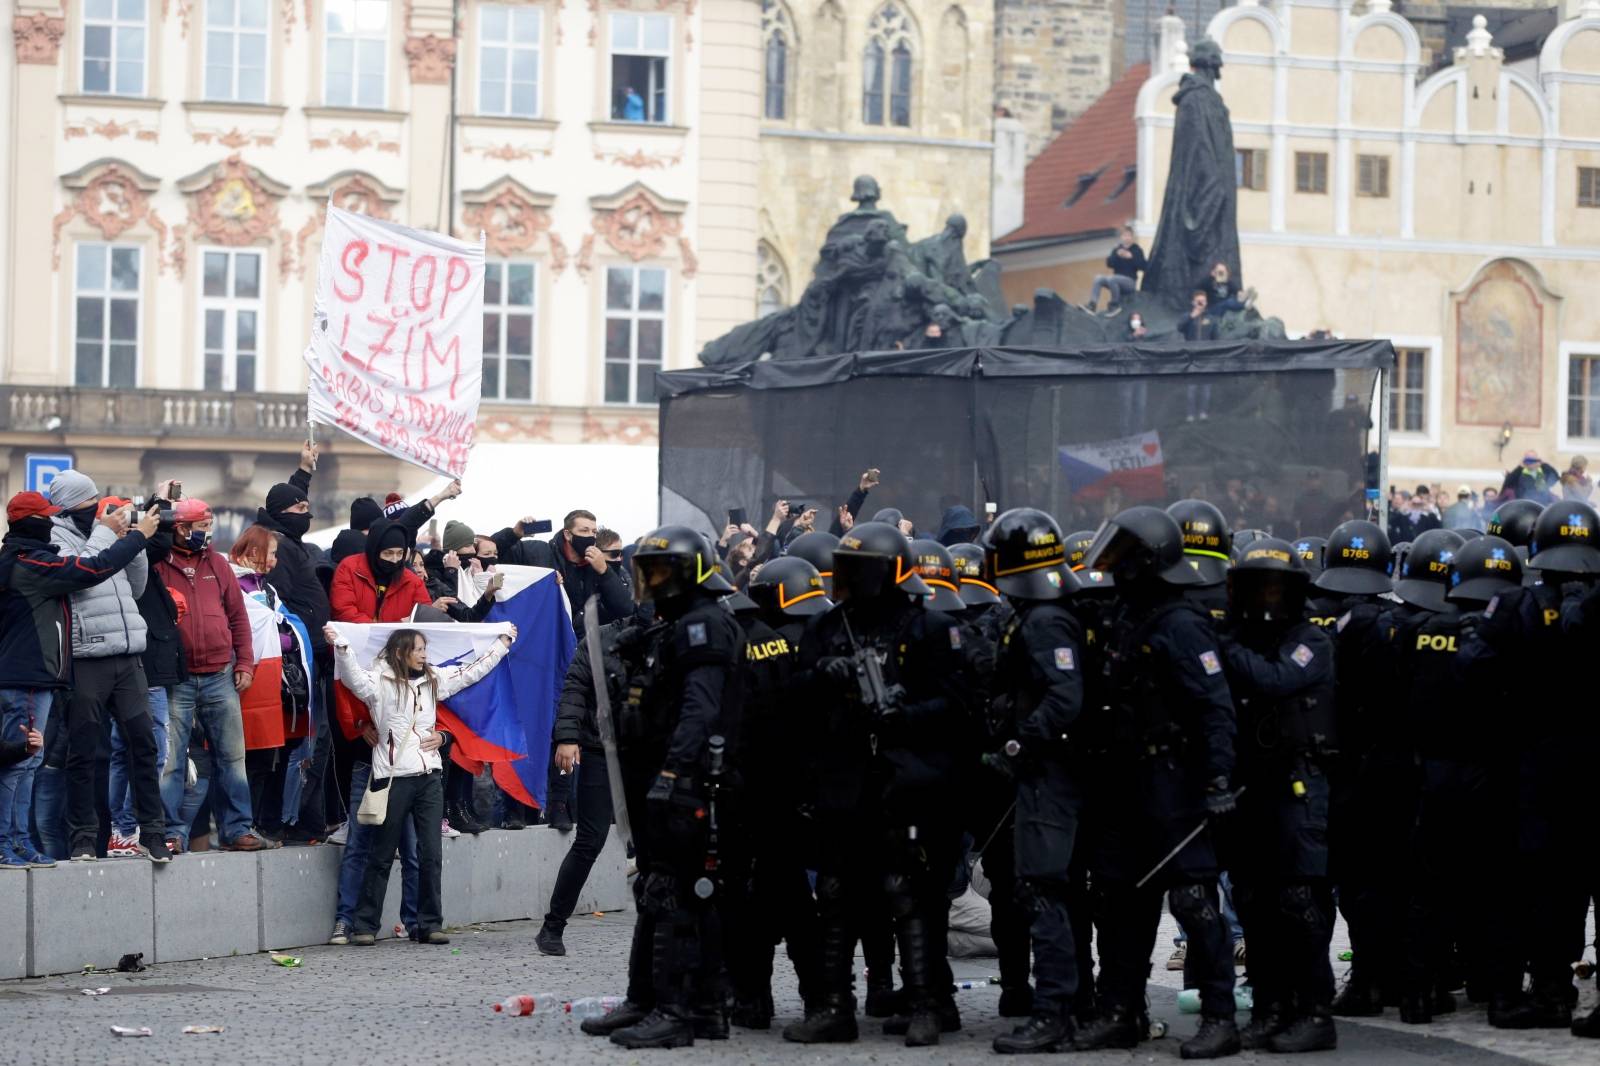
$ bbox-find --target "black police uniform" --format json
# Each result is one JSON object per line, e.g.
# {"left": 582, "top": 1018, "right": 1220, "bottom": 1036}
{"left": 611, "top": 592, "right": 744, "bottom": 1046}
{"left": 990, "top": 597, "right": 1087, "bottom": 1037}
{"left": 792, "top": 592, "right": 975, "bottom": 1044}
{"left": 1220, "top": 617, "right": 1338, "bottom": 1042}
{"left": 724, "top": 609, "right": 820, "bottom": 1027}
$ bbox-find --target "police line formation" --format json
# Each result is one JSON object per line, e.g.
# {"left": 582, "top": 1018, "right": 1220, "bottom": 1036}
{"left": 577, "top": 494, "right": 1600, "bottom": 1056}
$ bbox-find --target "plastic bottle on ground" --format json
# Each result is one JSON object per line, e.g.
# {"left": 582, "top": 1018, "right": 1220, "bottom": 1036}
{"left": 566, "top": 996, "right": 626, "bottom": 1019}
{"left": 493, "top": 993, "right": 560, "bottom": 1016}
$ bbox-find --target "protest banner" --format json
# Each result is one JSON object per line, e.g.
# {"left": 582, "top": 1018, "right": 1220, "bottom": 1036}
{"left": 1058, "top": 430, "right": 1166, "bottom": 502}
{"left": 303, "top": 205, "right": 485, "bottom": 478}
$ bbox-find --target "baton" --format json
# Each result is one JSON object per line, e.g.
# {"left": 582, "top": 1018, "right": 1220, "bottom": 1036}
{"left": 1133, "top": 785, "right": 1245, "bottom": 890}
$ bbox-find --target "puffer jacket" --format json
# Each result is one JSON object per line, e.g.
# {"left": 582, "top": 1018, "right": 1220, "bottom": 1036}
{"left": 333, "top": 636, "right": 509, "bottom": 779}
{"left": 49, "top": 515, "right": 149, "bottom": 659}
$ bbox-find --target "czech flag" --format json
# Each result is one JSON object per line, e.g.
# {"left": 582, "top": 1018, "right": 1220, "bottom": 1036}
{"left": 238, "top": 589, "right": 314, "bottom": 750}
{"left": 1059, "top": 430, "right": 1166, "bottom": 503}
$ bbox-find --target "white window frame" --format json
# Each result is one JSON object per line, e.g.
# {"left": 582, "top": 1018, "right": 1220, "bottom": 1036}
{"left": 481, "top": 258, "right": 538, "bottom": 402}
{"left": 323, "top": 0, "right": 389, "bottom": 110}
{"left": 478, "top": 3, "right": 542, "bottom": 118}
{"left": 204, "top": 0, "right": 270, "bottom": 104}
{"left": 603, "top": 264, "right": 668, "bottom": 406}
{"left": 82, "top": 0, "right": 148, "bottom": 97}
{"left": 1381, "top": 334, "right": 1442, "bottom": 448}
{"left": 608, "top": 12, "right": 672, "bottom": 125}
{"left": 73, "top": 242, "right": 143, "bottom": 389}
{"left": 1557, "top": 341, "right": 1600, "bottom": 451}
{"left": 198, "top": 247, "right": 265, "bottom": 393}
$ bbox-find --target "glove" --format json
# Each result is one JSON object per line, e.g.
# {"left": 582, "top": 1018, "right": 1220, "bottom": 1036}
{"left": 1204, "top": 776, "right": 1238, "bottom": 817}
{"left": 816, "top": 657, "right": 854, "bottom": 688}
{"left": 646, "top": 771, "right": 677, "bottom": 807}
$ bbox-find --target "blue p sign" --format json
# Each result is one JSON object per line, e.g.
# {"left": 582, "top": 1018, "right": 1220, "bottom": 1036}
{"left": 25, "top": 453, "right": 74, "bottom": 494}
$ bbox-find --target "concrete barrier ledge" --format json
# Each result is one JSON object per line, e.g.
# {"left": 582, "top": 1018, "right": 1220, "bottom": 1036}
{"left": 5, "top": 825, "right": 628, "bottom": 979}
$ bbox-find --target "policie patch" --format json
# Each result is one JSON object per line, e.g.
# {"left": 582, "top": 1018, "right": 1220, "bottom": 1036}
{"left": 1054, "top": 647, "right": 1076, "bottom": 671}
{"left": 1291, "top": 643, "right": 1315, "bottom": 668}
{"left": 687, "top": 622, "right": 708, "bottom": 647}
{"left": 1199, "top": 650, "right": 1223, "bottom": 676}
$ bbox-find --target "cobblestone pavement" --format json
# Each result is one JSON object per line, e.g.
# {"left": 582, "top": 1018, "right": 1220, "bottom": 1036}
{"left": 3, "top": 908, "right": 1595, "bottom": 1065}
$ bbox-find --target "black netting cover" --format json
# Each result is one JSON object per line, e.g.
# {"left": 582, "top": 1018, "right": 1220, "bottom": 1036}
{"left": 658, "top": 340, "right": 1391, "bottom": 541}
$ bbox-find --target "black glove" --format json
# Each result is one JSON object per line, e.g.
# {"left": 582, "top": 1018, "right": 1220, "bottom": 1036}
{"left": 816, "top": 657, "right": 854, "bottom": 688}
{"left": 646, "top": 771, "right": 677, "bottom": 807}
{"left": 1204, "top": 776, "right": 1238, "bottom": 817}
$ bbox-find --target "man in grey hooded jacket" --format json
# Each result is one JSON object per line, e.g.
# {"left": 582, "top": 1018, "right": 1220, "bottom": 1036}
{"left": 46, "top": 470, "right": 170, "bottom": 863}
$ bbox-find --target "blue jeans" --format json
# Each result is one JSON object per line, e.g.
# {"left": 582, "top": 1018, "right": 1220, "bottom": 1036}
{"left": 111, "top": 687, "right": 170, "bottom": 837}
{"left": 0, "top": 689, "right": 53, "bottom": 855}
{"left": 161, "top": 671, "right": 254, "bottom": 846}
{"left": 337, "top": 761, "right": 419, "bottom": 930}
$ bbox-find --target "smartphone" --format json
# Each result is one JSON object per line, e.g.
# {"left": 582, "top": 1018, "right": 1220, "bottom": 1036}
{"left": 729, "top": 507, "right": 747, "bottom": 528}
{"left": 526, "top": 519, "right": 554, "bottom": 535}
{"left": 985, "top": 501, "right": 999, "bottom": 515}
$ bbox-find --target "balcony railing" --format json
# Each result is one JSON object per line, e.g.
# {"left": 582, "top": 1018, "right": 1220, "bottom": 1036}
{"left": 0, "top": 387, "right": 308, "bottom": 439}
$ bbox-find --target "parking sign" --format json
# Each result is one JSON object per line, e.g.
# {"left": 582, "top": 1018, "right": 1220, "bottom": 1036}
{"left": 25, "top": 453, "right": 74, "bottom": 494}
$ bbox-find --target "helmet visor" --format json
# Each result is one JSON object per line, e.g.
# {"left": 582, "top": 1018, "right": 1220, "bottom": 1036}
{"left": 632, "top": 556, "right": 691, "bottom": 604}
{"left": 1227, "top": 571, "right": 1306, "bottom": 622}
{"left": 831, "top": 553, "right": 892, "bottom": 604}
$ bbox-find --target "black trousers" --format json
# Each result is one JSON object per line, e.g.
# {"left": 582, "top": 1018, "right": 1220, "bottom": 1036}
{"left": 1014, "top": 766, "right": 1085, "bottom": 1017}
{"left": 544, "top": 750, "right": 614, "bottom": 929}
{"left": 1332, "top": 751, "right": 1415, "bottom": 999}
{"left": 297, "top": 665, "right": 335, "bottom": 832}
{"left": 971, "top": 781, "right": 1029, "bottom": 999}
{"left": 246, "top": 746, "right": 287, "bottom": 833}
{"left": 65, "top": 656, "right": 164, "bottom": 851}
{"left": 354, "top": 771, "right": 444, "bottom": 935}
{"left": 724, "top": 790, "right": 821, "bottom": 1010}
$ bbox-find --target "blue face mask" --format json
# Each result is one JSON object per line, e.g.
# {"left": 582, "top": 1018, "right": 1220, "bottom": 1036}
{"left": 185, "top": 529, "right": 211, "bottom": 552}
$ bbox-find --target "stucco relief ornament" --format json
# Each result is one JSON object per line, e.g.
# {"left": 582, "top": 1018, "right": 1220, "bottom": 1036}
{"left": 51, "top": 165, "right": 153, "bottom": 267}
{"left": 594, "top": 190, "right": 681, "bottom": 261}
{"left": 13, "top": 11, "right": 65, "bottom": 63}
{"left": 404, "top": 35, "right": 456, "bottom": 83}
{"left": 462, "top": 187, "right": 552, "bottom": 258}
{"left": 187, "top": 156, "right": 283, "bottom": 246}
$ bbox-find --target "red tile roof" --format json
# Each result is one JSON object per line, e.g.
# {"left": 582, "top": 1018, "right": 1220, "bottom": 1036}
{"left": 995, "top": 63, "right": 1149, "bottom": 249}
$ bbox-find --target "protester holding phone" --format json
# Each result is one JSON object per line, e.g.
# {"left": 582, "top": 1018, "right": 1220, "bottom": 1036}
{"left": 490, "top": 509, "right": 632, "bottom": 636}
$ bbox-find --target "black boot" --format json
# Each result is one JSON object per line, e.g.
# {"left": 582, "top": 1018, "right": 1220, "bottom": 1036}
{"left": 1238, "top": 1005, "right": 1288, "bottom": 1050}
{"left": 998, "top": 984, "right": 1035, "bottom": 1018}
{"left": 782, "top": 995, "right": 858, "bottom": 1043}
{"left": 610, "top": 1007, "right": 695, "bottom": 1049}
{"left": 1330, "top": 978, "right": 1383, "bottom": 1017}
{"left": 450, "top": 800, "right": 487, "bottom": 835}
{"left": 1488, "top": 991, "right": 1571, "bottom": 1029}
{"left": 1268, "top": 1012, "right": 1338, "bottom": 1053}
{"left": 579, "top": 999, "right": 649, "bottom": 1036}
{"left": 1398, "top": 994, "right": 1431, "bottom": 1025}
{"left": 904, "top": 1005, "right": 943, "bottom": 1048}
{"left": 1573, "top": 1004, "right": 1600, "bottom": 1038}
{"left": 731, "top": 992, "right": 773, "bottom": 1030}
{"left": 547, "top": 798, "right": 574, "bottom": 832}
{"left": 1180, "top": 1015, "right": 1241, "bottom": 1060}
{"left": 882, "top": 999, "right": 960, "bottom": 1036}
{"left": 692, "top": 1000, "right": 729, "bottom": 1041}
{"left": 535, "top": 921, "right": 565, "bottom": 957}
{"left": 1072, "top": 1008, "right": 1143, "bottom": 1051}
{"left": 864, "top": 980, "right": 904, "bottom": 1018}
{"left": 993, "top": 1014, "right": 1074, "bottom": 1054}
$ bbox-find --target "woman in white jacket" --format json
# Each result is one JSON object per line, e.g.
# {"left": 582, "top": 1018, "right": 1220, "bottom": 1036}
{"left": 322, "top": 623, "right": 515, "bottom": 946}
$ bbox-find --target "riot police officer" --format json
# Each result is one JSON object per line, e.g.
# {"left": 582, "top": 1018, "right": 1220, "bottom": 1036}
{"left": 1217, "top": 539, "right": 1339, "bottom": 1052}
{"left": 1293, "top": 536, "right": 1327, "bottom": 582}
{"left": 591, "top": 527, "right": 745, "bottom": 1050}
{"left": 1461, "top": 502, "right": 1600, "bottom": 1030}
{"left": 1169, "top": 499, "right": 1232, "bottom": 624}
{"left": 725, "top": 557, "right": 830, "bottom": 1030}
{"left": 981, "top": 508, "right": 1089, "bottom": 1054}
{"left": 786, "top": 530, "right": 841, "bottom": 597}
{"left": 784, "top": 522, "right": 975, "bottom": 1048}
{"left": 1485, "top": 498, "right": 1542, "bottom": 561}
{"left": 1079, "top": 507, "right": 1241, "bottom": 1059}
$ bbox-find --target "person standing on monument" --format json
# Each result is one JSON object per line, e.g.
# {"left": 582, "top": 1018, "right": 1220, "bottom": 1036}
{"left": 1088, "top": 225, "right": 1147, "bottom": 314}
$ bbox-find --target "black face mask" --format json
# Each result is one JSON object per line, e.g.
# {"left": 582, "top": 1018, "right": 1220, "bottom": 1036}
{"left": 70, "top": 508, "right": 96, "bottom": 537}
{"left": 7, "top": 515, "right": 55, "bottom": 544}
{"left": 570, "top": 534, "right": 596, "bottom": 556}
{"left": 275, "top": 511, "right": 312, "bottom": 538}
{"left": 374, "top": 556, "right": 403, "bottom": 581}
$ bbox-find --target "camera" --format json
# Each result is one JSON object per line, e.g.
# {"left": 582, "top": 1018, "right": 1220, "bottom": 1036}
{"left": 142, "top": 496, "right": 178, "bottom": 534}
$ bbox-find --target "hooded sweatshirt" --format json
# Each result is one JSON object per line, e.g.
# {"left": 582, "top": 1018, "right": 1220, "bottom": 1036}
{"left": 329, "top": 519, "right": 433, "bottom": 623}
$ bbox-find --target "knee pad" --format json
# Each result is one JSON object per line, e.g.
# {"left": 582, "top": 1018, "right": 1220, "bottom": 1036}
{"left": 1277, "top": 883, "right": 1329, "bottom": 936}
{"left": 1014, "top": 878, "right": 1067, "bottom": 921}
{"left": 883, "top": 872, "right": 916, "bottom": 920}
{"left": 639, "top": 872, "right": 679, "bottom": 916}
{"left": 1167, "top": 882, "right": 1219, "bottom": 924}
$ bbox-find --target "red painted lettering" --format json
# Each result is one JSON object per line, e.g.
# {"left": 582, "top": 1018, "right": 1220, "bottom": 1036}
{"left": 421, "top": 331, "right": 462, "bottom": 400}
{"left": 334, "top": 240, "right": 368, "bottom": 302}
{"left": 410, "top": 255, "right": 437, "bottom": 313}
{"left": 376, "top": 243, "right": 412, "bottom": 303}
{"left": 364, "top": 310, "right": 400, "bottom": 372}
{"left": 440, "top": 256, "right": 471, "bottom": 317}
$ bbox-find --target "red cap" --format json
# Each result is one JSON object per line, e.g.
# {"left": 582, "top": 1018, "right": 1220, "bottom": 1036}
{"left": 174, "top": 497, "right": 213, "bottom": 524}
{"left": 7, "top": 491, "right": 62, "bottom": 522}
{"left": 100, "top": 496, "right": 131, "bottom": 516}
{"left": 384, "top": 493, "right": 405, "bottom": 506}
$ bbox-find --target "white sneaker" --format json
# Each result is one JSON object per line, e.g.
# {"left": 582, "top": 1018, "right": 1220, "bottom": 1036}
{"left": 107, "top": 831, "right": 141, "bottom": 858}
{"left": 441, "top": 819, "right": 461, "bottom": 838}
{"left": 327, "top": 822, "right": 348, "bottom": 845}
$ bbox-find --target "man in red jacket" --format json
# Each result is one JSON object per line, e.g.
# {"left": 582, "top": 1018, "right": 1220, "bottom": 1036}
{"left": 154, "top": 498, "right": 278, "bottom": 852}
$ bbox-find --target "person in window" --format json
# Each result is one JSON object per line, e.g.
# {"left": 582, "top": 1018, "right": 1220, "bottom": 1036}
{"left": 1087, "top": 226, "right": 1146, "bottom": 314}
{"left": 621, "top": 85, "right": 646, "bottom": 122}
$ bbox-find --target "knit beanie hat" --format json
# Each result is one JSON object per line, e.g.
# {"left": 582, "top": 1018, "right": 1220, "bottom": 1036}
{"left": 349, "top": 496, "right": 382, "bottom": 531}
{"left": 46, "top": 469, "right": 98, "bottom": 511}
{"left": 442, "top": 520, "right": 476, "bottom": 553}
{"left": 266, "top": 481, "right": 308, "bottom": 515}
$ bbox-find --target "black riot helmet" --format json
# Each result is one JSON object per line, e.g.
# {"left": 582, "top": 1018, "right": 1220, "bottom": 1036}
{"left": 746, "top": 556, "right": 831, "bottom": 619}
{"left": 1227, "top": 537, "right": 1310, "bottom": 623}
{"left": 1293, "top": 536, "right": 1327, "bottom": 580}
{"left": 1393, "top": 529, "right": 1465, "bottom": 612}
{"left": 983, "top": 508, "right": 1080, "bottom": 601}
{"left": 1447, "top": 534, "right": 1523, "bottom": 605}
{"left": 910, "top": 539, "right": 969, "bottom": 613}
{"left": 832, "top": 522, "right": 931, "bottom": 604}
{"left": 1166, "top": 499, "right": 1232, "bottom": 586}
{"left": 1315, "top": 520, "right": 1392, "bottom": 596}
{"left": 1486, "top": 499, "right": 1542, "bottom": 553}
{"left": 1527, "top": 501, "right": 1600, "bottom": 575}
{"left": 1082, "top": 506, "right": 1202, "bottom": 587}
{"left": 1230, "top": 528, "right": 1271, "bottom": 562}
{"left": 1066, "top": 529, "right": 1116, "bottom": 592}
{"left": 631, "top": 526, "right": 734, "bottom": 606}
{"left": 786, "top": 531, "right": 840, "bottom": 596}
{"left": 947, "top": 543, "right": 1002, "bottom": 607}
